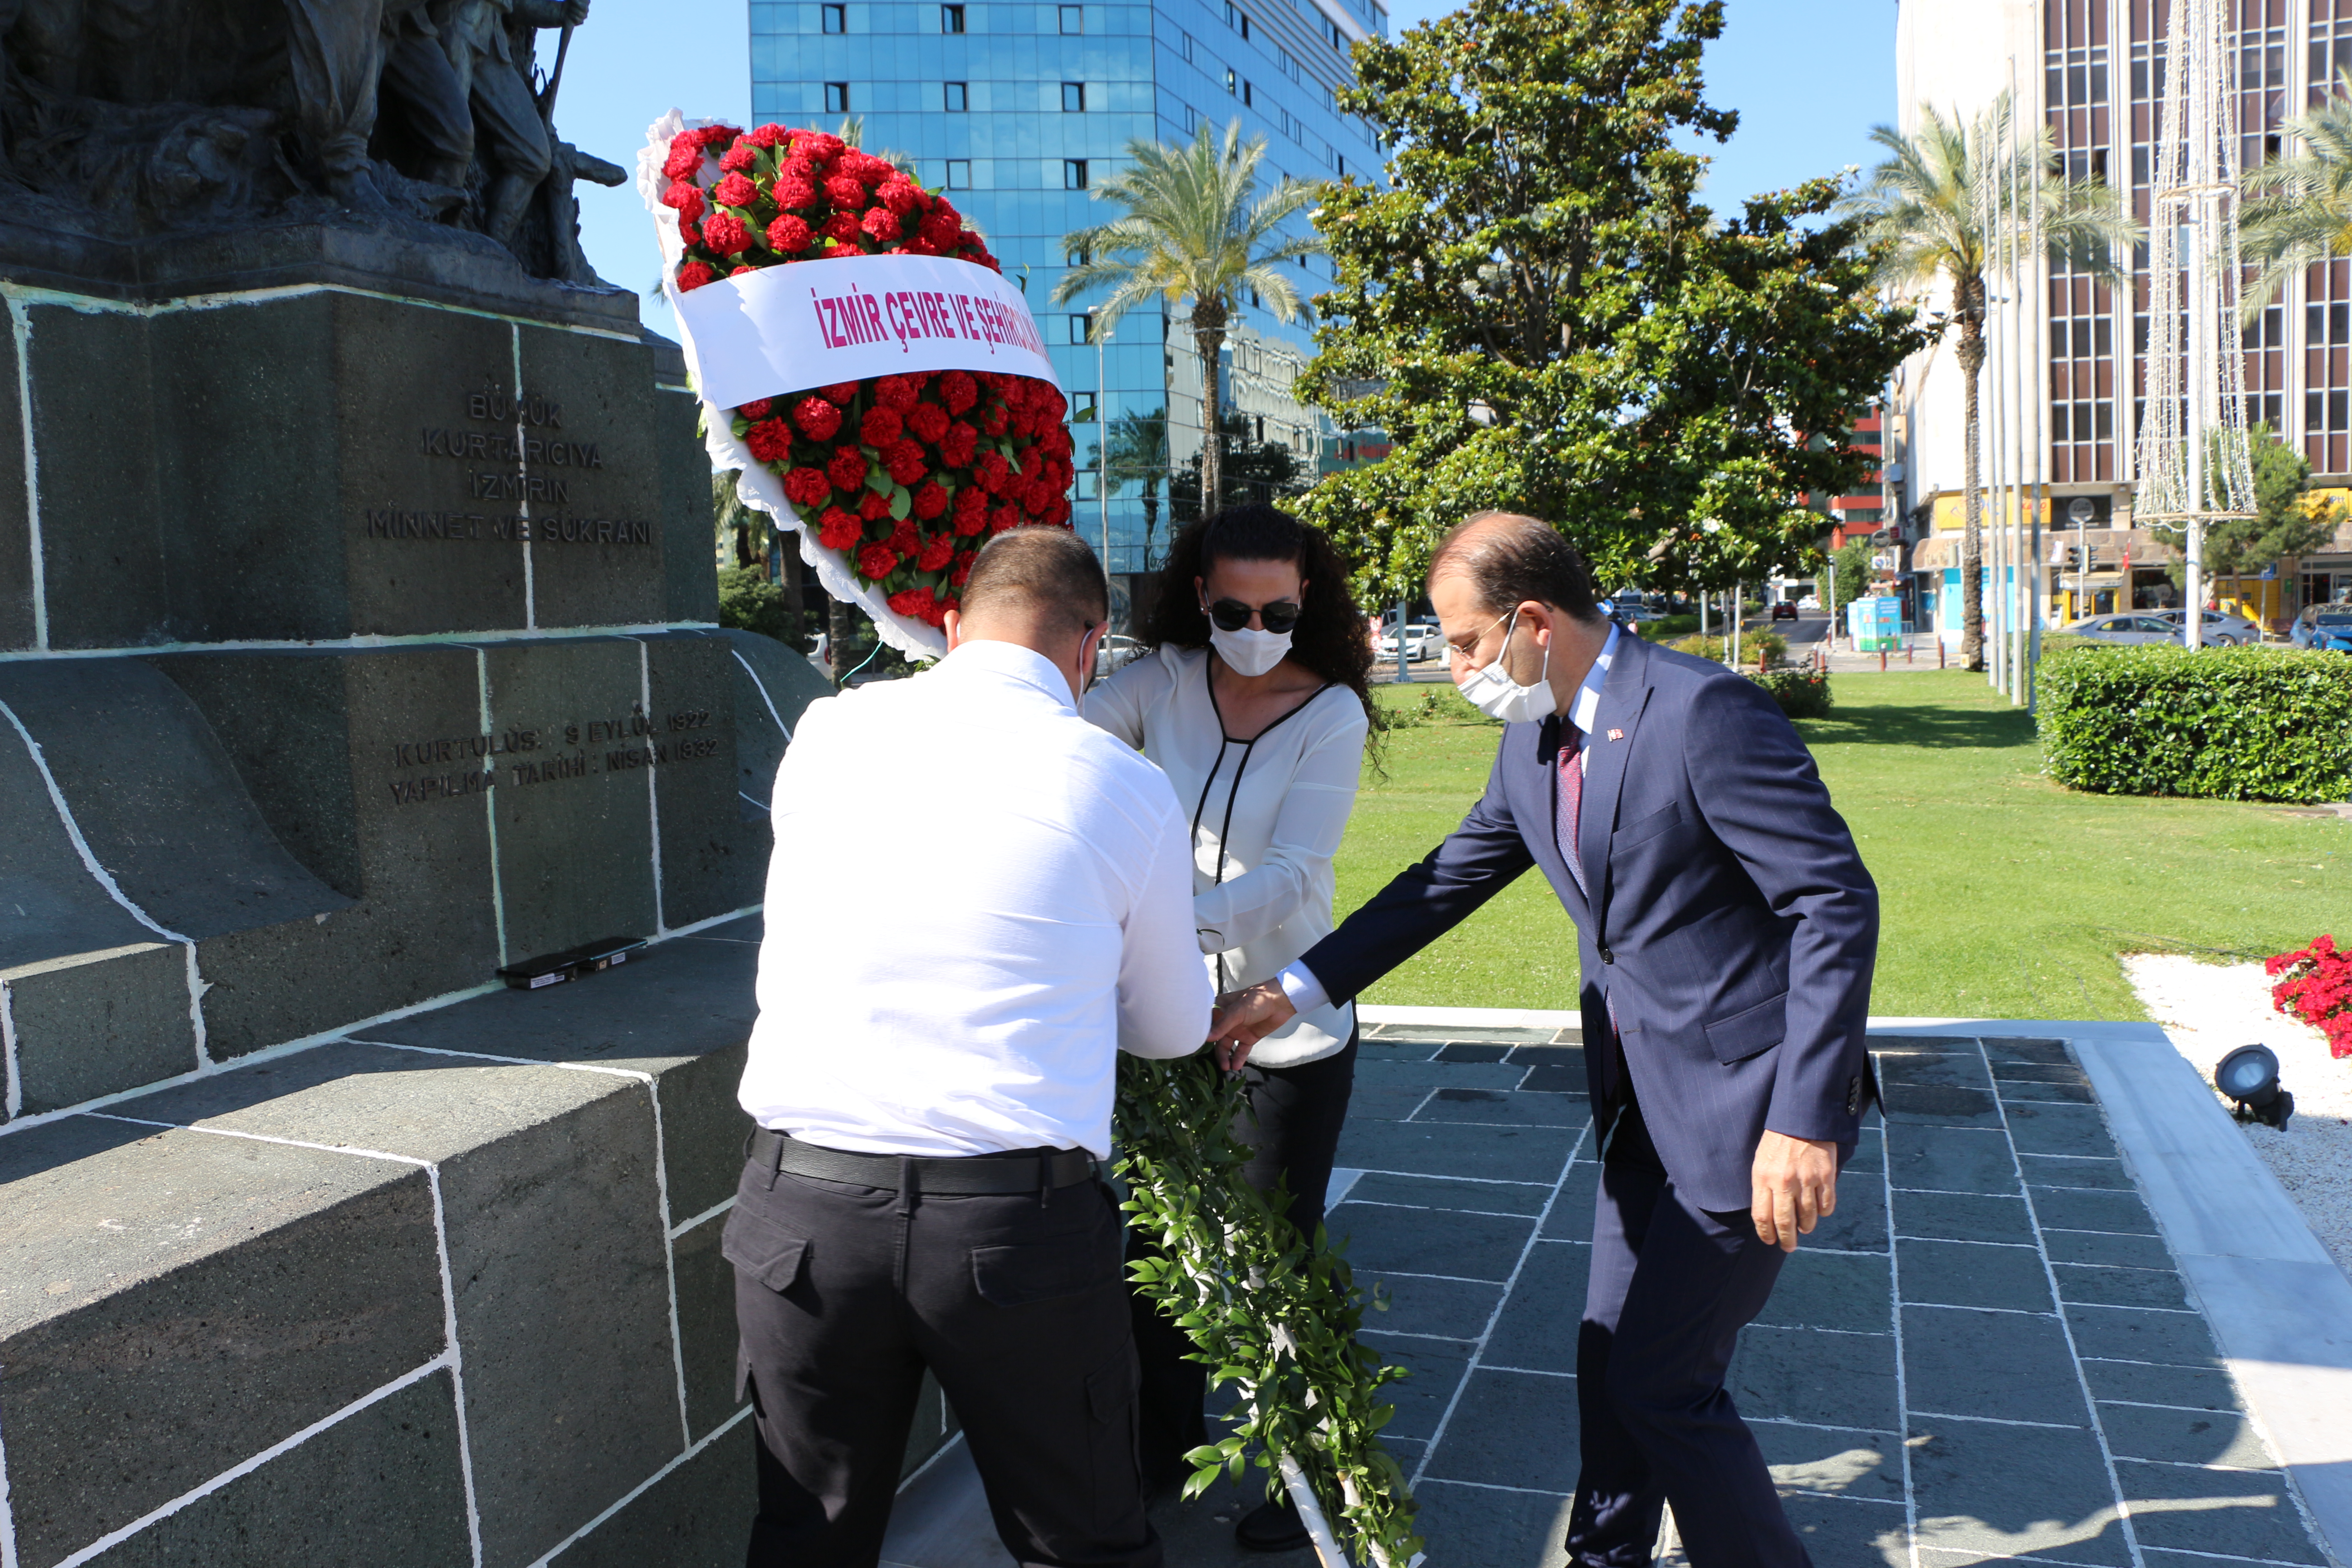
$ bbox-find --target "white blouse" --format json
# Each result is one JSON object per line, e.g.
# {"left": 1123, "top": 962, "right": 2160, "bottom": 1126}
{"left": 1088, "top": 645, "right": 1369, "bottom": 1067}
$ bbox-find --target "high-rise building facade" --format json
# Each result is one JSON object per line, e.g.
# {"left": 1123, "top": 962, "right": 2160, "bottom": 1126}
{"left": 749, "top": 0, "right": 1386, "bottom": 582}
{"left": 1892, "top": 0, "right": 2352, "bottom": 631}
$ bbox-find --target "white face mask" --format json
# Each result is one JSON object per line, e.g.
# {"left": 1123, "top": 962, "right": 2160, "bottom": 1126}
{"left": 1455, "top": 608, "right": 1555, "bottom": 724}
{"left": 1205, "top": 620, "right": 1294, "bottom": 678}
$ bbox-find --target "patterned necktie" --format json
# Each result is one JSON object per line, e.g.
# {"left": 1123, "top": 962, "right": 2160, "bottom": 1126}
{"left": 1556, "top": 723, "right": 1585, "bottom": 893}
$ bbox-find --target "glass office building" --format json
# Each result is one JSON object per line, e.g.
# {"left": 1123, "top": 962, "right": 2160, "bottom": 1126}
{"left": 749, "top": 0, "right": 1387, "bottom": 577}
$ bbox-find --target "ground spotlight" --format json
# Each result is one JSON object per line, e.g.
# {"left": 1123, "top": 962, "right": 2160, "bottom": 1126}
{"left": 2214, "top": 1045, "right": 2294, "bottom": 1130}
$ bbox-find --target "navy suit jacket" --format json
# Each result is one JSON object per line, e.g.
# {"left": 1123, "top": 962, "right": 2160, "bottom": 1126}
{"left": 1302, "top": 630, "right": 1879, "bottom": 1212}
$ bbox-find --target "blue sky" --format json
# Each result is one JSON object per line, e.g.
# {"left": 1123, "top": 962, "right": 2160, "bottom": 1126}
{"left": 560, "top": 0, "right": 1897, "bottom": 315}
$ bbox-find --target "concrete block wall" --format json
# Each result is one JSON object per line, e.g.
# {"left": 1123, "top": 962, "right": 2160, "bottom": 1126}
{"left": 0, "top": 275, "right": 966, "bottom": 1559}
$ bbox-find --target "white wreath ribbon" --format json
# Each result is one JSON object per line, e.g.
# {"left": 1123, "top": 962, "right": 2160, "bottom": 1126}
{"left": 638, "top": 110, "right": 1061, "bottom": 661}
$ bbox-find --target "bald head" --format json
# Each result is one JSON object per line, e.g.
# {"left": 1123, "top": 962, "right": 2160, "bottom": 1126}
{"left": 1429, "top": 511, "right": 1606, "bottom": 627}
{"left": 960, "top": 526, "right": 1108, "bottom": 642}
{"left": 943, "top": 526, "right": 1109, "bottom": 704}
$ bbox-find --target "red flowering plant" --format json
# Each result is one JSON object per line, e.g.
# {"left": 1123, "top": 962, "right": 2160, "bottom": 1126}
{"left": 637, "top": 113, "right": 1076, "bottom": 648}
{"left": 2268, "top": 933, "right": 2352, "bottom": 1058}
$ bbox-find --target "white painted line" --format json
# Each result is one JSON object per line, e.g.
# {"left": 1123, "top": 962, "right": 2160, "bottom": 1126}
{"left": 1410, "top": 1476, "right": 1569, "bottom": 1498}
{"left": 47, "top": 1355, "right": 456, "bottom": 1568}
{"left": 428, "top": 1166, "right": 489, "bottom": 1568}
{"left": 1475, "top": 1363, "right": 1572, "bottom": 1378}
{"left": 1982, "top": 1040, "right": 2148, "bottom": 1568}
{"left": 0, "top": 277, "right": 645, "bottom": 343}
{"left": 1882, "top": 1075, "right": 1922, "bottom": 1568}
{"left": 0, "top": 621, "right": 725, "bottom": 664}
{"left": 0, "top": 978, "right": 20, "bottom": 1122}
{"left": 183, "top": 942, "right": 210, "bottom": 1070}
{"left": 0, "top": 980, "right": 500, "bottom": 1141}
{"left": 644, "top": 1079, "right": 694, "bottom": 1449}
{"left": 1363, "top": 1269, "right": 1509, "bottom": 1287}
{"left": 7, "top": 294, "right": 42, "bottom": 652}
{"left": 1405, "top": 1122, "right": 1589, "bottom": 1491}
{"left": 0, "top": 1372, "right": 21, "bottom": 1568}
{"left": 510, "top": 327, "right": 536, "bottom": 631}
{"left": 473, "top": 647, "right": 510, "bottom": 969}
{"left": 83, "top": 1113, "right": 487, "bottom": 1563}
{"left": 1358, "top": 1004, "right": 1579, "bottom": 1031}
{"left": 638, "top": 639, "right": 665, "bottom": 933}
{"left": 1907, "top": 1410, "right": 2088, "bottom": 1431}
{"left": 669, "top": 1195, "right": 735, "bottom": 1240}
{"left": 730, "top": 647, "right": 792, "bottom": 741}
{"left": 0, "top": 693, "right": 210, "bottom": 1065}
{"left": 529, "top": 1406, "right": 753, "bottom": 1567}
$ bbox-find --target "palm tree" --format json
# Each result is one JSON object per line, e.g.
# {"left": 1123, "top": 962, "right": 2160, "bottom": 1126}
{"left": 1844, "top": 92, "right": 2135, "bottom": 671}
{"left": 1105, "top": 407, "right": 1171, "bottom": 564}
{"left": 1053, "top": 122, "right": 1321, "bottom": 514}
{"left": 2241, "top": 77, "right": 2352, "bottom": 316}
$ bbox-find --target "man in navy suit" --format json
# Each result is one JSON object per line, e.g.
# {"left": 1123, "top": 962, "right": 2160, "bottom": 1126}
{"left": 1212, "top": 512, "right": 1877, "bottom": 1567}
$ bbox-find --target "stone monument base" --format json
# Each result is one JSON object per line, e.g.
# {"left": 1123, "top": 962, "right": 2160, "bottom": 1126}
{"left": 0, "top": 912, "right": 961, "bottom": 1568}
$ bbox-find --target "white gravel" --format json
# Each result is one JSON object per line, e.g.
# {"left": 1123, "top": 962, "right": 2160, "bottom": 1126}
{"left": 2122, "top": 952, "right": 2352, "bottom": 1282}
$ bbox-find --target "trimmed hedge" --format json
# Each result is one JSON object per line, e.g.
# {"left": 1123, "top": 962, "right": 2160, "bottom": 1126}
{"left": 1749, "top": 666, "right": 1832, "bottom": 720}
{"left": 2037, "top": 645, "right": 2352, "bottom": 803}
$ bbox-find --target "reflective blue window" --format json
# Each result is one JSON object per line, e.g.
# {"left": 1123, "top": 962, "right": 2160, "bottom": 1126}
{"left": 945, "top": 82, "right": 968, "bottom": 109}
{"left": 1063, "top": 82, "right": 1086, "bottom": 111}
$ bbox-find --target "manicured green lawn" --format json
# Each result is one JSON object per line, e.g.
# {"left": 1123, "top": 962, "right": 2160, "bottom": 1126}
{"left": 1340, "top": 671, "right": 2350, "bottom": 1021}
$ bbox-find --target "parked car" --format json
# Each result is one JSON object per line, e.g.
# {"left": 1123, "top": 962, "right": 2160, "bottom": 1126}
{"left": 1377, "top": 623, "right": 1442, "bottom": 662}
{"left": 1797, "top": 594, "right": 1821, "bottom": 611}
{"left": 2152, "top": 608, "right": 2259, "bottom": 646}
{"left": 2290, "top": 605, "right": 2352, "bottom": 652}
{"left": 2061, "top": 613, "right": 2190, "bottom": 646}
{"left": 1614, "top": 603, "right": 1663, "bottom": 623}
{"left": 1770, "top": 601, "right": 1799, "bottom": 622}
{"left": 1093, "top": 633, "right": 1147, "bottom": 677}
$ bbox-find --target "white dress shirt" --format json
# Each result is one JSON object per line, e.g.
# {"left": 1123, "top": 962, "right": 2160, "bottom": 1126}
{"left": 1088, "top": 647, "right": 1368, "bottom": 1067}
{"left": 1278, "top": 622, "right": 1620, "bottom": 1016}
{"left": 740, "top": 638, "right": 1212, "bottom": 1159}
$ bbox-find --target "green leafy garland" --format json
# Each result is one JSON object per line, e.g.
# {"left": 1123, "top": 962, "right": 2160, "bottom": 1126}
{"left": 1112, "top": 1054, "right": 1425, "bottom": 1566}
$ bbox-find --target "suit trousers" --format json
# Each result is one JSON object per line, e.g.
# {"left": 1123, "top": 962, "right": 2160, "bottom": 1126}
{"left": 726, "top": 1151, "right": 1161, "bottom": 1568}
{"left": 1130, "top": 1031, "right": 1359, "bottom": 1489}
{"left": 1564, "top": 1096, "right": 1810, "bottom": 1568}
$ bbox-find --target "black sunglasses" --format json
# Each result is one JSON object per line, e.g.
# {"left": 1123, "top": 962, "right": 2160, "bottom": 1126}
{"left": 1205, "top": 597, "right": 1304, "bottom": 634}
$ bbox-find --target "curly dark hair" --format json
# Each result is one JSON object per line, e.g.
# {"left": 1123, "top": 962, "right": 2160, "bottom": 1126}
{"left": 1139, "top": 503, "right": 1378, "bottom": 731}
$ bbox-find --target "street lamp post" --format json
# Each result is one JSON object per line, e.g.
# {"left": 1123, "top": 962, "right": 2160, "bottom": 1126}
{"left": 1089, "top": 309, "right": 1112, "bottom": 574}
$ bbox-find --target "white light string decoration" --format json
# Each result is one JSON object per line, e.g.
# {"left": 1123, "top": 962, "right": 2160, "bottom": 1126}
{"left": 2135, "top": 0, "right": 2258, "bottom": 645}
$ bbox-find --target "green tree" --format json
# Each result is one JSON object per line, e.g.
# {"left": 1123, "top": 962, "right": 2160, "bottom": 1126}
{"left": 1105, "top": 407, "right": 1171, "bottom": 565}
{"left": 1824, "top": 536, "right": 1876, "bottom": 620}
{"left": 1300, "top": 0, "right": 1923, "bottom": 615}
{"left": 1169, "top": 411, "right": 1309, "bottom": 528}
{"left": 2239, "top": 77, "right": 2352, "bottom": 314}
{"left": 1053, "top": 123, "right": 1321, "bottom": 514}
{"left": 1845, "top": 92, "right": 2136, "bottom": 671}
{"left": 2162, "top": 425, "right": 2341, "bottom": 604}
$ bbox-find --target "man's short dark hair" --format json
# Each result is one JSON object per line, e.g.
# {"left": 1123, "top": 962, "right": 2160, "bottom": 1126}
{"left": 1429, "top": 511, "right": 1604, "bottom": 624}
{"left": 960, "top": 526, "right": 1108, "bottom": 640}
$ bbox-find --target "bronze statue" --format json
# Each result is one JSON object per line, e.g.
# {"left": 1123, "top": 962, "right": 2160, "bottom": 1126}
{"left": 0, "top": 0, "right": 617, "bottom": 285}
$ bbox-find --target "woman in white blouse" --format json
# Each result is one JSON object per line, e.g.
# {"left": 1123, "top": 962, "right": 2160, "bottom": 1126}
{"left": 1087, "top": 502, "right": 1376, "bottom": 1550}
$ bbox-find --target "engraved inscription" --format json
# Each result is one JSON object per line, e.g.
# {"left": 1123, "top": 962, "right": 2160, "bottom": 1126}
{"left": 382, "top": 707, "right": 719, "bottom": 804}
{"left": 363, "top": 383, "right": 651, "bottom": 548}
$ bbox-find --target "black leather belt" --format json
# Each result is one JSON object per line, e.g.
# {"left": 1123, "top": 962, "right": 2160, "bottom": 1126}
{"left": 746, "top": 1127, "right": 1098, "bottom": 1194}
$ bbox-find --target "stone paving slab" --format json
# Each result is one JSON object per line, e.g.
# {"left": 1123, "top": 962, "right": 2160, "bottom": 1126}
{"left": 872, "top": 1014, "right": 2351, "bottom": 1568}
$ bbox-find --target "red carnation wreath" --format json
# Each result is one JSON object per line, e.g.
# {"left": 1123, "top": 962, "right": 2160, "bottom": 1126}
{"left": 638, "top": 112, "right": 1077, "bottom": 650}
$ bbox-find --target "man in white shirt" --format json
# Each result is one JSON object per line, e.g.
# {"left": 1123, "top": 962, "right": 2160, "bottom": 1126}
{"left": 727, "top": 526, "right": 1211, "bottom": 1568}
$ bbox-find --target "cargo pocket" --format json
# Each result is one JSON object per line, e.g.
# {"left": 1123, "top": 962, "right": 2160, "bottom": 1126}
{"left": 1084, "top": 1348, "right": 1145, "bottom": 1532}
{"left": 720, "top": 1204, "right": 810, "bottom": 1293}
{"left": 1703, "top": 991, "right": 1786, "bottom": 1064}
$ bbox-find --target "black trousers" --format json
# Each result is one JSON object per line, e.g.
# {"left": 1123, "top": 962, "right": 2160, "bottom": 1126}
{"left": 1131, "top": 1031, "right": 1359, "bottom": 1485}
{"left": 727, "top": 1150, "right": 1161, "bottom": 1568}
{"left": 1564, "top": 1097, "right": 1808, "bottom": 1568}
